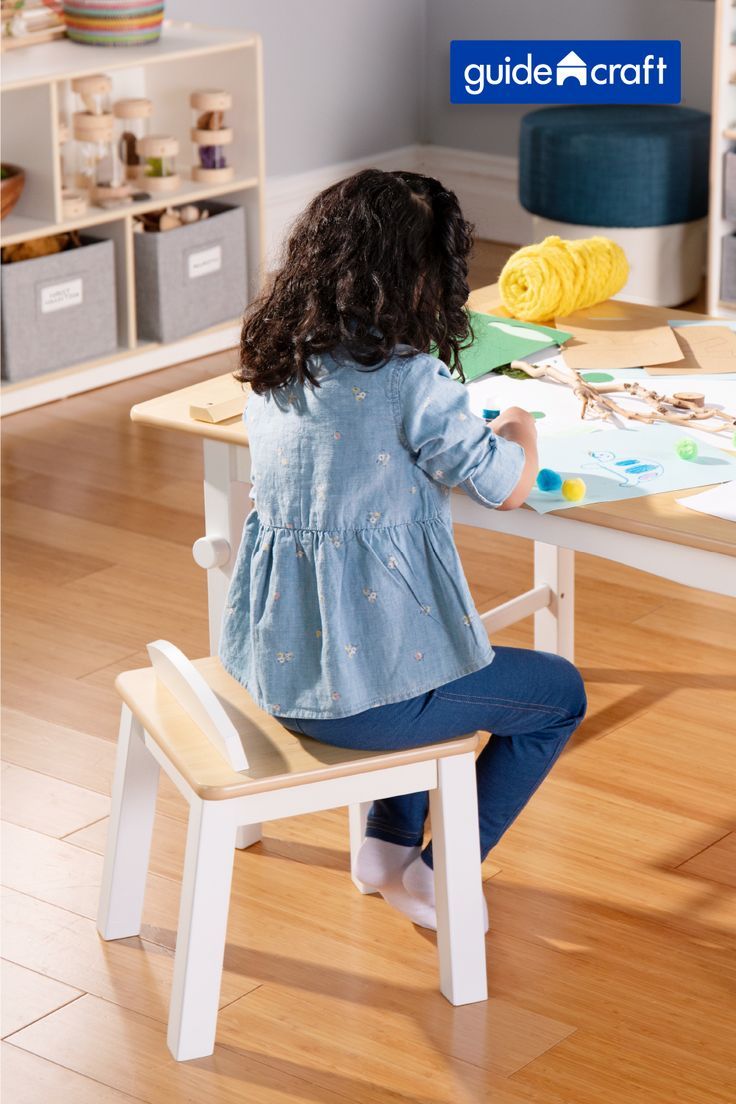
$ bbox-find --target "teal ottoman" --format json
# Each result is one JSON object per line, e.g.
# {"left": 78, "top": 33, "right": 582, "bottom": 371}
{"left": 519, "top": 106, "right": 710, "bottom": 306}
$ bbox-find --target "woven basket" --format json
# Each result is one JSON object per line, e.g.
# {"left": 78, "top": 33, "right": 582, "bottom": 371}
{"left": 62, "top": 0, "right": 165, "bottom": 46}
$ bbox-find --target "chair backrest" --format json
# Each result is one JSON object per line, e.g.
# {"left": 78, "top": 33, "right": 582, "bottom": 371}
{"left": 146, "top": 640, "right": 250, "bottom": 771}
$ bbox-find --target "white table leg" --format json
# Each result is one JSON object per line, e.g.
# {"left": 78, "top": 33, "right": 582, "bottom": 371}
{"left": 429, "top": 752, "right": 488, "bottom": 1006}
{"left": 349, "top": 800, "right": 375, "bottom": 894}
{"left": 533, "top": 542, "right": 575, "bottom": 661}
{"left": 97, "top": 705, "right": 160, "bottom": 940}
{"left": 167, "top": 800, "right": 237, "bottom": 1061}
{"left": 195, "top": 438, "right": 251, "bottom": 654}
{"left": 194, "top": 440, "right": 262, "bottom": 852}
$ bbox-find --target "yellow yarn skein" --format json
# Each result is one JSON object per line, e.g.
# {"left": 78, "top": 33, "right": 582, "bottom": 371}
{"left": 498, "top": 235, "right": 629, "bottom": 322}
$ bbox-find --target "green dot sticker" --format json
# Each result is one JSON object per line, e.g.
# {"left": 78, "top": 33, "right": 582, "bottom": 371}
{"left": 581, "top": 372, "right": 614, "bottom": 383}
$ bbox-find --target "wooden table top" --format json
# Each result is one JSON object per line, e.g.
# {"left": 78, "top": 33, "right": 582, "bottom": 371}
{"left": 131, "top": 287, "right": 736, "bottom": 558}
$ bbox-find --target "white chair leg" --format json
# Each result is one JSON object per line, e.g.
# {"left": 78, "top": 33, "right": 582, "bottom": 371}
{"left": 97, "top": 704, "right": 160, "bottom": 941}
{"left": 429, "top": 752, "right": 488, "bottom": 1006}
{"left": 234, "top": 822, "right": 262, "bottom": 849}
{"left": 348, "top": 800, "right": 375, "bottom": 893}
{"left": 167, "top": 800, "right": 236, "bottom": 1061}
{"left": 534, "top": 542, "right": 575, "bottom": 661}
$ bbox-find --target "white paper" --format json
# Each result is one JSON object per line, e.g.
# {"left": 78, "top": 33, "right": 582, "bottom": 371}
{"left": 676, "top": 482, "right": 736, "bottom": 524}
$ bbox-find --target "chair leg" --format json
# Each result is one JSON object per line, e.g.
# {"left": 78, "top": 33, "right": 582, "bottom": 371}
{"left": 348, "top": 800, "right": 375, "bottom": 893}
{"left": 97, "top": 705, "right": 160, "bottom": 941}
{"left": 167, "top": 799, "right": 236, "bottom": 1061}
{"left": 429, "top": 752, "right": 488, "bottom": 1006}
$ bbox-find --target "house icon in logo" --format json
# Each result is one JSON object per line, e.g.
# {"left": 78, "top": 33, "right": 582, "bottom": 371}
{"left": 556, "top": 50, "right": 587, "bottom": 85}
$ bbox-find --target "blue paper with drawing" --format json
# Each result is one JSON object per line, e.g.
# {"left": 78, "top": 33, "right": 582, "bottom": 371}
{"left": 524, "top": 424, "right": 736, "bottom": 513}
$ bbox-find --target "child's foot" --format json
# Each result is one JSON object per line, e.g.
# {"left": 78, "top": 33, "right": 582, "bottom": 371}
{"left": 354, "top": 836, "right": 420, "bottom": 889}
{"left": 378, "top": 875, "right": 438, "bottom": 931}
{"left": 402, "top": 854, "right": 490, "bottom": 932}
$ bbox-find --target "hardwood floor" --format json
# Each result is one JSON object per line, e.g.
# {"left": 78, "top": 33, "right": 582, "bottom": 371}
{"left": 1, "top": 243, "right": 734, "bottom": 1103}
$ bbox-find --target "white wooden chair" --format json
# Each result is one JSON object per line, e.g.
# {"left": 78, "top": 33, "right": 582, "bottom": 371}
{"left": 97, "top": 640, "right": 488, "bottom": 1062}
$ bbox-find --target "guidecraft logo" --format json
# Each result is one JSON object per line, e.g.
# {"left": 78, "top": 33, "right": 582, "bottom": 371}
{"left": 450, "top": 41, "right": 681, "bottom": 104}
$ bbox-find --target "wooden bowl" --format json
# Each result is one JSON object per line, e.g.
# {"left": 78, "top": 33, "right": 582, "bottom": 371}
{"left": 1, "top": 164, "right": 25, "bottom": 221}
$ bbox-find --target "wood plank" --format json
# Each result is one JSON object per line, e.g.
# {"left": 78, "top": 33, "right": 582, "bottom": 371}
{"left": 0, "top": 660, "right": 125, "bottom": 735}
{"left": 1, "top": 1043, "right": 144, "bottom": 1104}
{"left": 632, "top": 597, "right": 736, "bottom": 653}
{"left": 1, "top": 889, "right": 258, "bottom": 1023}
{"left": 1, "top": 962, "right": 82, "bottom": 1038}
{"left": 677, "top": 833, "right": 736, "bottom": 888}
{"left": 2, "top": 474, "right": 201, "bottom": 547}
{"left": 0, "top": 708, "right": 187, "bottom": 821}
{"left": 0, "top": 500, "right": 205, "bottom": 585}
{"left": 555, "top": 694, "right": 736, "bottom": 827}
{"left": 217, "top": 982, "right": 575, "bottom": 1088}
{"left": 510, "top": 1024, "right": 736, "bottom": 1104}
{"left": 8, "top": 994, "right": 410, "bottom": 1104}
{"left": 0, "top": 533, "right": 111, "bottom": 588}
{"left": 1, "top": 763, "right": 110, "bottom": 838}
{"left": 1, "top": 613, "right": 140, "bottom": 681}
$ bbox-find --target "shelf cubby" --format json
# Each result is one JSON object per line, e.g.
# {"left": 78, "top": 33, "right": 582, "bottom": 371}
{"left": 1, "top": 22, "right": 264, "bottom": 415}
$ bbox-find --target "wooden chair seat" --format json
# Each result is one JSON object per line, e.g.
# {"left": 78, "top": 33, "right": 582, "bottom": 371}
{"left": 115, "top": 655, "right": 479, "bottom": 801}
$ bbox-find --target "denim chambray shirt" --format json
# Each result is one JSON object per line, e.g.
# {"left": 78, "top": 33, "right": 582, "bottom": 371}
{"left": 218, "top": 347, "right": 525, "bottom": 719}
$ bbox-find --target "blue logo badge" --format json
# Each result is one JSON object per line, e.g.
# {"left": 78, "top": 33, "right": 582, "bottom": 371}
{"left": 450, "top": 41, "right": 681, "bottom": 104}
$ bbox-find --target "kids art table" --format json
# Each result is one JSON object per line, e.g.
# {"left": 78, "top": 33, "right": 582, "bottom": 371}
{"left": 130, "top": 288, "right": 736, "bottom": 659}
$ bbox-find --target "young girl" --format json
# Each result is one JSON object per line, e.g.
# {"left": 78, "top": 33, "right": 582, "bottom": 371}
{"left": 220, "top": 169, "right": 587, "bottom": 930}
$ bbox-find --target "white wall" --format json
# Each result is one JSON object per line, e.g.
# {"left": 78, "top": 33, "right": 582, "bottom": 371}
{"left": 424, "top": 0, "right": 714, "bottom": 158}
{"left": 166, "top": 0, "right": 426, "bottom": 176}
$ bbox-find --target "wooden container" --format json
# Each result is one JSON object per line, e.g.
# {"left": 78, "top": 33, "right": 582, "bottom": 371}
{"left": 0, "top": 163, "right": 25, "bottom": 220}
{"left": 138, "top": 134, "right": 180, "bottom": 194}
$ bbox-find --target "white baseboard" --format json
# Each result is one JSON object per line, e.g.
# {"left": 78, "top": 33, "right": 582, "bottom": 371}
{"left": 264, "top": 145, "right": 422, "bottom": 265}
{"left": 419, "top": 145, "right": 532, "bottom": 247}
{"left": 264, "top": 143, "right": 529, "bottom": 263}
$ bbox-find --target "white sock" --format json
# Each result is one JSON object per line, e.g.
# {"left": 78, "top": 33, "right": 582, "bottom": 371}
{"left": 354, "top": 836, "right": 420, "bottom": 889}
{"left": 402, "top": 853, "right": 436, "bottom": 904}
{"left": 379, "top": 876, "right": 438, "bottom": 931}
{"left": 402, "top": 854, "right": 490, "bottom": 933}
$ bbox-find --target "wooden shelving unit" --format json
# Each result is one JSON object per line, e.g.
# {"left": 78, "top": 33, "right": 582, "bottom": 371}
{"left": 0, "top": 22, "right": 265, "bottom": 415}
{"left": 707, "top": 0, "right": 736, "bottom": 318}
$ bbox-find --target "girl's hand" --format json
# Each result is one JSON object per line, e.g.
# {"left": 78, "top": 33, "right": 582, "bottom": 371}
{"left": 490, "top": 406, "right": 536, "bottom": 437}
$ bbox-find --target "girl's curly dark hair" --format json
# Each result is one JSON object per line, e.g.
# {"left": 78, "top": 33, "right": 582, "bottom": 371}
{"left": 236, "top": 169, "right": 474, "bottom": 393}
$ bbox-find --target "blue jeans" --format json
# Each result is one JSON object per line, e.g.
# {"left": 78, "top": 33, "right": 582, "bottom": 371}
{"left": 278, "top": 646, "right": 587, "bottom": 870}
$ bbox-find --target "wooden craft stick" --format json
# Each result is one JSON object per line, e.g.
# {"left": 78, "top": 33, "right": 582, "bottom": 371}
{"left": 189, "top": 396, "right": 246, "bottom": 423}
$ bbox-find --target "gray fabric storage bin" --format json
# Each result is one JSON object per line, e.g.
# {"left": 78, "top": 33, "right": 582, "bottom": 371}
{"left": 721, "top": 233, "right": 736, "bottom": 304}
{"left": 134, "top": 201, "right": 246, "bottom": 343}
{"left": 724, "top": 151, "right": 736, "bottom": 222}
{"left": 1, "top": 237, "right": 117, "bottom": 382}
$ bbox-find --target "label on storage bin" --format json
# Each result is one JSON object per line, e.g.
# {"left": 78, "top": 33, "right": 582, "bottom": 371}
{"left": 40, "top": 277, "right": 83, "bottom": 313}
{"left": 188, "top": 245, "right": 222, "bottom": 279}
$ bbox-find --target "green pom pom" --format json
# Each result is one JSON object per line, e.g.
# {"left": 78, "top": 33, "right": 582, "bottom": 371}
{"left": 536, "top": 467, "right": 562, "bottom": 492}
{"left": 675, "top": 438, "right": 698, "bottom": 461}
